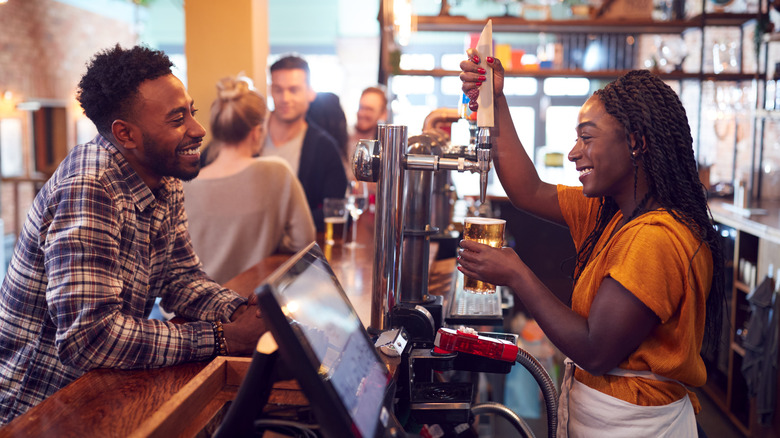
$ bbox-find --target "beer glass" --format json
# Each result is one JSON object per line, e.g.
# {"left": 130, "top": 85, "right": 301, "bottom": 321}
{"left": 345, "top": 180, "right": 369, "bottom": 249}
{"left": 463, "top": 217, "right": 506, "bottom": 294}
{"left": 323, "top": 198, "right": 348, "bottom": 245}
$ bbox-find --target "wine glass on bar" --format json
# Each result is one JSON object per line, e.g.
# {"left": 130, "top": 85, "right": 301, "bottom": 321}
{"left": 344, "top": 180, "right": 368, "bottom": 249}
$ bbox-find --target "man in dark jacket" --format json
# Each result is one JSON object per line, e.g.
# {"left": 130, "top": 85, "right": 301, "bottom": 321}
{"left": 261, "top": 55, "right": 347, "bottom": 231}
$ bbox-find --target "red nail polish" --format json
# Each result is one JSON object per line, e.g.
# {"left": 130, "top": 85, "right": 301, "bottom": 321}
{"left": 472, "top": 56, "right": 480, "bottom": 64}
{"left": 476, "top": 82, "right": 482, "bottom": 87}
{"left": 477, "top": 68, "right": 486, "bottom": 74}
{"left": 487, "top": 57, "right": 494, "bottom": 63}
{"left": 478, "top": 75, "right": 486, "bottom": 81}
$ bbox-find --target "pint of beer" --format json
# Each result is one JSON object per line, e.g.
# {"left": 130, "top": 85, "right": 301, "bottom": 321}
{"left": 463, "top": 217, "right": 506, "bottom": 294}
{"left": 325, "top": 216, "right": 347, "bottom": 245}
{"left": 324, "top": 198, "right": 348, "bottom": 245}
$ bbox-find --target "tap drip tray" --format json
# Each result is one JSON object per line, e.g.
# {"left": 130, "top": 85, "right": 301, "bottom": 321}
{"left": 445, "top": 270, "right": 504, "bottom": 326}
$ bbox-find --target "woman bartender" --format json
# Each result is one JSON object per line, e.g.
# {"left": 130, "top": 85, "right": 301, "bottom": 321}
{"left": 457, "top": 52, "right": 725, "bottom": 437}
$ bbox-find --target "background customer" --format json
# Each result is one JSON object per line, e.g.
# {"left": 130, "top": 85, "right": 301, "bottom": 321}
{"left": 185, "top": 75, "right": 315, "bottom": 284}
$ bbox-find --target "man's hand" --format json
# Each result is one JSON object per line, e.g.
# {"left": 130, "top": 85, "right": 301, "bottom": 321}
{"left": 229, "top": 294, "right": 260, "bottom": 321}
{"left": 224, "top": 299, "right": 266, "bottom": 355}
{"left": 223, "top": 304, "right": 268, "bottom": 356}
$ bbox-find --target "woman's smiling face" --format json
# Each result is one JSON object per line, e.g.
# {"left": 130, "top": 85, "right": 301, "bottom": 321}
{"left": 568, "top": 95, "right": 637, "bottom": 204}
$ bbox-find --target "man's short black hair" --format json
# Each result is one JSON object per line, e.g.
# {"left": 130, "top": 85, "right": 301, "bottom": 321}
{"left": 76, "top": 44, "right": 173, "bottom": 136}
{"left": 269, "top": 55, "right": 310, "bottom": 84}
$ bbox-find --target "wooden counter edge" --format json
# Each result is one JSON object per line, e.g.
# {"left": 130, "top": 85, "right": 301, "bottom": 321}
{"left": 128, "top": 356, "right": 251, "bottom": 438}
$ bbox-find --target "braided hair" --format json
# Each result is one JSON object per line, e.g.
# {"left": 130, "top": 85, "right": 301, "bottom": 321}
{"left": 573, "top": 70, "right": 726, "bottom": 350}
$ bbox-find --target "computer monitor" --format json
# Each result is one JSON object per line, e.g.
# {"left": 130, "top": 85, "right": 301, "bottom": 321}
{"left": 254, "top": 242, "right": 395, "bottom": 438}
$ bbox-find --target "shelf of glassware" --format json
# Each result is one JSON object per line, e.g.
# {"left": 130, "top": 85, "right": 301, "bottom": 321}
{"left": 399, "top": 13, "right": 759, "bottom": 81}
{"left": 395, "top": 68, "right": 756, "bottom": 80}
{"left": 413, "top": 13, "right": 758, "bottom": 34}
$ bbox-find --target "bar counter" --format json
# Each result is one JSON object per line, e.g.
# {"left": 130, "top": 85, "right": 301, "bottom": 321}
{"left": 0, "top": 212, "right": 455, "bottom": 437}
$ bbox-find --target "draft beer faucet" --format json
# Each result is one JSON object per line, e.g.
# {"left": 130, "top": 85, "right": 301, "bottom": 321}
{"left": 476, "top": 127, "right": 492, "bottom": 204}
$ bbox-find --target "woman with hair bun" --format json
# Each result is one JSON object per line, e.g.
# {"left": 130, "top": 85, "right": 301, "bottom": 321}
{"left": 184, "top": 75, "right": 315, "bottom": 284}
{"left": 458, "top": 50, "right": 725, "bottom": 437}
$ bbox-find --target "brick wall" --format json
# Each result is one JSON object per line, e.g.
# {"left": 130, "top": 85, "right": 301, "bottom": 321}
{"left": 0, "top": 0, "right": 135, "bottom": 236}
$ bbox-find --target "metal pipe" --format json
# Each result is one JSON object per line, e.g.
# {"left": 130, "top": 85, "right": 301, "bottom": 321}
{"left": 400, "top": 139, "right": 435, "bottom": 304}
{"left": 370, "top": 124, "right": 407, "bottom": 332}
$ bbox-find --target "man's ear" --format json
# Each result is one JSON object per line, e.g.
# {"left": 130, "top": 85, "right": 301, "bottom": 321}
{"left": 307, "top": 87, "right": 316, "bottom": 103}
{"left": 112, "top": 119, "right": 137, "bottom": 150}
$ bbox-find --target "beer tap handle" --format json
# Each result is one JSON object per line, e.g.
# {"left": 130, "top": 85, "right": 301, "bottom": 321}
{"left": 474, "top": 20, "right": 494, "bottom": 205}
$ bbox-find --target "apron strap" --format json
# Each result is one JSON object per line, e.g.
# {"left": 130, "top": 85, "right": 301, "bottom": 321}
{"left": 568, "top": 358, "right": 689, "bottom": 389}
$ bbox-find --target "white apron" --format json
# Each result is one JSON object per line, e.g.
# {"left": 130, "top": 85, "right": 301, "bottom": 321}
{"left": 556, "top": 358, "right": 697, "bottom": 438}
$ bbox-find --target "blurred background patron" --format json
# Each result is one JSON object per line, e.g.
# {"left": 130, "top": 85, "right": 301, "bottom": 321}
{"left": 261, "top": 55, "right": 348, "bottom": 231}
{"left": 184, "top": 75, "right": 315, "bottom": 284}
{"left": 347, "top": 85, "right": 389, "bottom": 163}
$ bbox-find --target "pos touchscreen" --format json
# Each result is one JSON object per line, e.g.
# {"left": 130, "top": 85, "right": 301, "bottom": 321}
{"left": 254, "top": 242, "right": 394, "bottom": 438}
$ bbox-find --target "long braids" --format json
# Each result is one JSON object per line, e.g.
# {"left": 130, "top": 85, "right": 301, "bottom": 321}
{"left": 574, "top": 70, "right": 726, "bottom": 350}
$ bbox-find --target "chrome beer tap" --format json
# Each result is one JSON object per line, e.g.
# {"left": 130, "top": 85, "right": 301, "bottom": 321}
{"left": 476, "top": 127, "right": 492, "bottom": 204}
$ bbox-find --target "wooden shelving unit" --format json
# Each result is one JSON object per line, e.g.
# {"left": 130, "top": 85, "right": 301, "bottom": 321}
{"left": 414, "top": 12, "right": 757, "bottom": 34}
{"left": 395, "top": 67, "right": 757, "bottom": 81}
{"left": 708, "top": 200, "right": 780, "bottom": 436}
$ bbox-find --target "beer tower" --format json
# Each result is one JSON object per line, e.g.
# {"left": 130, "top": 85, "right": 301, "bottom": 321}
{"left": 352, "top": 123, "right": 492, "bottom": 339}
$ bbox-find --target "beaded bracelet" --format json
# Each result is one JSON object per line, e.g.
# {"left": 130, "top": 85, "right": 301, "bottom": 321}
{"left": 211, "top": 321, "right": 229, "bottom": 356}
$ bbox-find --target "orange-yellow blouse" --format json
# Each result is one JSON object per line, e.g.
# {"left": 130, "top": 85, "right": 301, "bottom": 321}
{"left": 557, "top": 185, "right": 712, "bottom": 413}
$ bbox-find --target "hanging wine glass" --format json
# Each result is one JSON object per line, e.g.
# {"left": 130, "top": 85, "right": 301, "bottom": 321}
{"left": 344, "top": 180, "right": 368, "bottom": 249}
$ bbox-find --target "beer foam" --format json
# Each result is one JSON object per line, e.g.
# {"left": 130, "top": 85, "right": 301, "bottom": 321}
{"left": 464, "top": 217, "right": 506, "bottom": 225}
{"left": 324, "top": 217, "right": 348, "bottom": 224}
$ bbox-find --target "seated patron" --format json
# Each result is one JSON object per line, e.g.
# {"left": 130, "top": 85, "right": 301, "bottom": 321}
{"left": 0, "top": 45, "right": 266, "bottom": 425}
{"left": 184, "top": 75, "right": 316, "bottom": 284}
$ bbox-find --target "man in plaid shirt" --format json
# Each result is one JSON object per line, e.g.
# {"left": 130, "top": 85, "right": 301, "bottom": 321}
{"left": 0, "top": 45, "right": 266, "bottom": 424}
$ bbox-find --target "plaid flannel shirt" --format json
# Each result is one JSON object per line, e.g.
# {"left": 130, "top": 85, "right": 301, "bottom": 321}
{"left": 0, "top": 135, "right": 245, "bottom": 424}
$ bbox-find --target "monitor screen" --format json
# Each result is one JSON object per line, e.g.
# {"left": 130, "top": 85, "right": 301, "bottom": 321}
{"left": 255, "top": 242, "right": 392, "bottom": 438}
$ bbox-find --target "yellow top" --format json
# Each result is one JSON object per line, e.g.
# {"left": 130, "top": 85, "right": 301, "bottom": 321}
{"left": 557, "top": 185, "right": 712, "bottom": 413}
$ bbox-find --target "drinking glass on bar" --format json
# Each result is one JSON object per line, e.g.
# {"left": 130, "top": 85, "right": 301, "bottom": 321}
{"left": 463, "top": 217, "right": 506, "bottom": 294}
{"left": 345, "top": 180, "right": 369, "bottom": 249}
{"left": 323, "top": 198, "right": 348, "bottom": 246}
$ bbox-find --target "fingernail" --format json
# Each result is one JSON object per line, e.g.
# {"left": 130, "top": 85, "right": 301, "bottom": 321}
{"left": 472, "top": 56, "right": 480, "bottom": 64}
{"left": 477, "top": 68, "right": 486, "bottom": 74}
{"left": 478, "top": 75, "right": 486, "bottom": 81}
{"left": 487, "top": 57, "right": 494, "bottom": 63}
{"left": 476, "top": 82, "right": 482, "bottom": 87}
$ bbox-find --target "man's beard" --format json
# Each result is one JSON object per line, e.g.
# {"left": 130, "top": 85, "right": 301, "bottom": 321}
{"left": 142, "top": 132, "right": 201, "bottom": 182}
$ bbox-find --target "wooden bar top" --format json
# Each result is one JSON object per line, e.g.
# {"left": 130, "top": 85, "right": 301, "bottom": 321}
{"left": 0, "top": 212, "right": 435, "bottom": 437}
